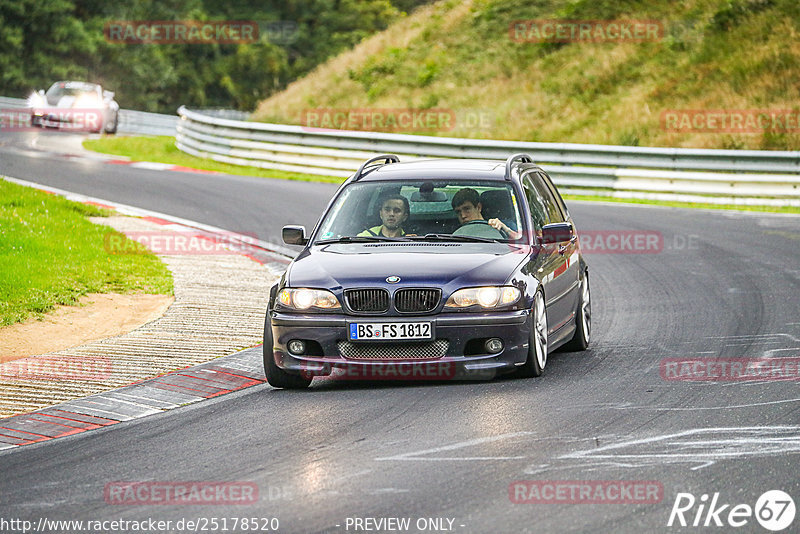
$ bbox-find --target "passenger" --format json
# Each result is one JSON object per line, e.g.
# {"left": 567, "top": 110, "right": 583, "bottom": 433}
{"left": 358, "top": 195, "right": 410, "bottom": 237}
{"left": 451, "top": 188, "right": 520, "bottom": 238}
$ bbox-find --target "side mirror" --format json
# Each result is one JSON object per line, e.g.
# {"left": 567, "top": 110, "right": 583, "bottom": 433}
{"left": 282, "top": 225, "right": 308, "bottom": 245}
{"left": 103, "top": 90, "right": 115, "bottom": 101}
{"left": 540, "top": 222, "right": 574, "bottom": 244}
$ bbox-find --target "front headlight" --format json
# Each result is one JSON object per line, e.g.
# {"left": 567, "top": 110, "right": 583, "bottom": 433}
{"left": 277, "top": 288, "right": 341, "bottom": 310}
{"left": 445, "top": 286, "right": 521, "bottom": 309}
{"left": 27, "top": 92, "right": 45, "bottom": 108}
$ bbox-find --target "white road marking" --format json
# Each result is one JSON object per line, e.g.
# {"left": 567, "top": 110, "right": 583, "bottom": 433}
{"left": 526, "top": 426, "right": 800, "bottom": 474}
{"left": 702, "top": 333, "right": 800, "bottom": 343}
{"left": 617, "top": 397, "right": 800, "bottom": 409}
{"left": 558, "top": 426, "right": 800, "bottom": 469}
{"left": 720, "top": 380, "right": 799, "bottom": 388}
{"left": 375, "top": 431, "right": 536, "bottom": 461}
{"left": 334, "top": 469, "right": 372, "bottom": 482}
{"left": 129, "top": 161, "right": 173, "bottom": 170}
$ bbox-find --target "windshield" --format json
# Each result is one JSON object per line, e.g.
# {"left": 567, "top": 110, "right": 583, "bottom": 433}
{"left": 314, "top": 180, "right": 527, "bottom": 244}
{"left": 45, "top": 82, "right": 100, "bottom": 103}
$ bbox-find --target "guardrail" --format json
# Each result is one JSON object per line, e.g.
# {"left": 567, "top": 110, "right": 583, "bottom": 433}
{"left": 176, "top": 106, "right": 800, "bottom": 206}
{"left": 0, "top": 96, "right": 177, "bottom": 136}
{"left": 4, "top": 95, "right": 798, "bottom": 205}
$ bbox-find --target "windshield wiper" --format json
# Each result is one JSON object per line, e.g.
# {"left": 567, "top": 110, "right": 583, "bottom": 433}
{"left": 316, "top": 235, "right": 409, "bottom": 244}
{"left": 407, "top": 233, "right": 500, "bottom": 243}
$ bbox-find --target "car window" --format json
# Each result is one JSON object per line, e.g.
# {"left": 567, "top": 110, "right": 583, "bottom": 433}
{"left": 537, "top": 171, "right": 569, "bottom": 220}
{"left": 529, "top": 173, "right": 564, "bottom": 224}
{"left": 314, "top": 180, "right": 526, "bottom": 243}
{"left": 523, "top": 176, "right": 549, "bottom": 231}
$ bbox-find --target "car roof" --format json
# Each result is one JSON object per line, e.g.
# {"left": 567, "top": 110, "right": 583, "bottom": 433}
{"left": 358, "top": 159, "right": 537, "bottom": 182}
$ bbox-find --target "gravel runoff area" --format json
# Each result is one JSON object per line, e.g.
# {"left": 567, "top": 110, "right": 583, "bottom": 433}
{"left": 0, "top": 215, "right": 281, "bottom": 418}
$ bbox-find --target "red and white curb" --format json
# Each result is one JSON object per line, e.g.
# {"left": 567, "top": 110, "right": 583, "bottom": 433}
{"left": 20, "top": 137, "right": 223, "bottom": 175}
{"left": 0, "top": 348, "right": 266, "bottom": 450}
{"left": 0, "top": 175, "right": 293, "bottom": 451}
{"left": 105, "top": 159, "right": 222, "bottom": 174}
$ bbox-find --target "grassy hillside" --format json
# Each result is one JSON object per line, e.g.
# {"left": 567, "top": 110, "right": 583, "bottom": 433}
{"left": 252, "top": 0, "right": 800, "bottom": 150}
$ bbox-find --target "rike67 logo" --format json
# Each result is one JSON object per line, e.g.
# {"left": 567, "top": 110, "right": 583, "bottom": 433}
{"left": 668, "top": 490, "right": 795, "bottom": 531}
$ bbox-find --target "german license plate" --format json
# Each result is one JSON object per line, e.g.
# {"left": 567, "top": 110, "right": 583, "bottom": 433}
{"left": 349, "top": 322, "right": 433, "bottom": 341}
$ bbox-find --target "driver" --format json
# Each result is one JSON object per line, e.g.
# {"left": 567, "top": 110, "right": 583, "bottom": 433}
{"left": 451, "top": 188, "right": 520, "bottom": 238}
{"left": 358, "top": 195, "right": 410, "bottom": 237}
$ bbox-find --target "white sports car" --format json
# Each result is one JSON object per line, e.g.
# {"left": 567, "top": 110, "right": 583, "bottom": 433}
{"left": 28, "top": 81, "right": 119, "bottom": 134}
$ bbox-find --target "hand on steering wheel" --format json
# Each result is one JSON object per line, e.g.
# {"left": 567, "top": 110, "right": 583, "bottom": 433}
{"left": 486, "top": 218, "right": 510, "bottom": 238}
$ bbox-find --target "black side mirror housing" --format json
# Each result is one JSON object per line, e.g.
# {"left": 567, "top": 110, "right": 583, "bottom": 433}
{"left": 540, "top": 222, "right": 574, "bottom": 244}
{"left": 282, "top": 225, "right": 308, "bottom": 245}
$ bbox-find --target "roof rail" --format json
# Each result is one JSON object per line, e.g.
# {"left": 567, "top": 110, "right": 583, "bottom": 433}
{"left": 353, "top": 154, "right": 400, "bottom": 181}
{"left": 504, "top": 153, "right": 535, "bottom": 180}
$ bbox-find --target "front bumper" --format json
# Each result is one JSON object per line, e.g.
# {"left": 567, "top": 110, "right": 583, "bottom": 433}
{"left": 269, "top": 309, "right": 531, "bottom": 380}
{"left": 31, "top": 108, "right": 105, "bottom": 131}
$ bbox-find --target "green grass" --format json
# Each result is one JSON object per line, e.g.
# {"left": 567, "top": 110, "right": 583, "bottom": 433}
{"left": 83, "top": 136, "right": 342, "bottom": 183}
{"left": 0, "top": 179, "right": 173, "bottom": 326}
{"left": 253, "top": 0, "right": 800, "bottom": 150}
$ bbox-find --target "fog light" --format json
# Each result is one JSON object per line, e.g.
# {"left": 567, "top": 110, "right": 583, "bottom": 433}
{"left": 485, "top": 338, "right": 503, "bottom": 354}
{"left": 288, "top": 339, "right": 306, "bottom": 355}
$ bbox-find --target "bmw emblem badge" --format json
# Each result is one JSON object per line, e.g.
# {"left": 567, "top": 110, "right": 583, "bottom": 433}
{"left": 386, "top": 275, "right": 401, "bottom": 284}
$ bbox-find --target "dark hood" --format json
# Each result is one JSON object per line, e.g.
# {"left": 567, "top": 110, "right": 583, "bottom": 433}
{"left": 287, "top": 243, "right": 531, "bottom": 290}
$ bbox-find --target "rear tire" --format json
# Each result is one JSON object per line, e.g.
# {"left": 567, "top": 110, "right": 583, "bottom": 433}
{"left": 562, "top": 271, "right": 591, "bottom": 352}
{"left": 514, "top": 289, "right": 547, "bottom": 378}
{"left": 263, "top": 313, "right": 311, "bottom": 389}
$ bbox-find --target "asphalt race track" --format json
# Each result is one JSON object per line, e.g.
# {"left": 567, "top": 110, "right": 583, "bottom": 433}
{"left": 2, "top": 131, "right": 800, "bottom": 533}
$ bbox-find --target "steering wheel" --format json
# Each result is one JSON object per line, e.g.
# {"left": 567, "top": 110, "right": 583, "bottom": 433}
{"left": 460, "top": 219, "right": 508, "bottom": 238}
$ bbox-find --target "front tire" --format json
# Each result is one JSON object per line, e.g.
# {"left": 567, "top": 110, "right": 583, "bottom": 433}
{"left": 562, "top": 271, "right": 591, "bottom": 352}
{"left": 262, "top": 313, "right": 311, "bottom": 389}
{"left": 105, "top": 111, "right": 118, "bottom": 134}
{"left": 514, "top": 289, "right": 548, "bottom": 378}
